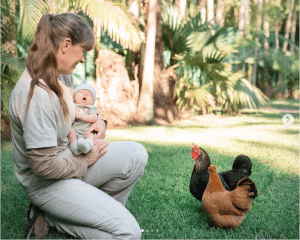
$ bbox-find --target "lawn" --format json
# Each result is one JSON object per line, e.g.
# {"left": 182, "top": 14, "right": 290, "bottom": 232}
{"left": 1, "top": 99, "right": 299, "bottom": 239}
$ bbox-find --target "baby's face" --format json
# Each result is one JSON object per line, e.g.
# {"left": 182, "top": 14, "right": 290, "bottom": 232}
{"left": 74, "top": 89, "right": 94, "bottom": 105}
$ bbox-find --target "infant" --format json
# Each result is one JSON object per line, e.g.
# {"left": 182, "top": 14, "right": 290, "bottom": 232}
{"left": 68, "top": 80, "right": 99, "bottom": 155}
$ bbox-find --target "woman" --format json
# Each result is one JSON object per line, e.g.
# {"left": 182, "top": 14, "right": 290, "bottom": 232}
{"left": 9, "top": 13, "right": 148, "bottom": 239}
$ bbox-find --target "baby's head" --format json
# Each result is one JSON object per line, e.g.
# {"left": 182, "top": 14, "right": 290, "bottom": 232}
{"left": 74, "top": 80, "right": 96, "bottom": 106}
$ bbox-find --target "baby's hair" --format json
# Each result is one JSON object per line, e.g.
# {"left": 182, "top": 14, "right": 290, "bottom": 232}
{"left": 25, "top": 13, "right": 95, "bottom": 120}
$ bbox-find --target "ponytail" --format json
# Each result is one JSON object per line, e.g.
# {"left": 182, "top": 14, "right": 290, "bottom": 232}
{"left": 25, "top": 13, "right": 95, "bottom": 120}
{"left": 26, "top": 14, "right": 68, "bottom": 120}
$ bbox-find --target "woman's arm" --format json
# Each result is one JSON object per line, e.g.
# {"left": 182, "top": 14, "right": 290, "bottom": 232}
{"left": 27, "top": 139, "right": 109, "bottom": 179}
{"left": 27, "top": 147, "right": 88, "bottom": 179}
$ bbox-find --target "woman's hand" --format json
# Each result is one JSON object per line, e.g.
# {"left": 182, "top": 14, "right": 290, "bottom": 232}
{"left": 85, "top": 118, "right": 106, "bottom": 139}
{"left": 84, "top": 139, "right": 109, "bottom": 167}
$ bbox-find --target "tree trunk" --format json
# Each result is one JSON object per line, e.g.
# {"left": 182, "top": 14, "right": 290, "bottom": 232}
{"left": 290, "top": 7, "right": 297, "bottom": 53}
{"left": 207, "top": 0, "right": 214, "bottom": 24}
{"left": 179, "top": 0, "right": 187, "bottom": 17}
{"left": 244, "top": 0, "right": 250, "bottom": 35}
{"left": 137, "top": 0, "right": 157, "bottom": 123}
{"left": 128, "top": 0, "right": 140, "bottom": 19}
{"left": 200, "top": 0, "right": 206, "bottom": 24}
{"left": 275, "top": 0, "right": 281, "bottom": 49}
{"left": 1, "top": 0, "right": 17, "bottom": 139}
{"left": 2, "top": 0, "right": 17, "bottom": 56}
{"left": 216, "top": 0, "right": 224, "bottom": 26}
{"left": 252, "top": 0, "right": 263, "bottom": 86}
{"left": 238, "top": 0, "right": 245, "bottom": 36}
{"left": 154, "top": 0, "right": 164, "bottom": 70}
{"left": 263, "top": 0, "right": 270, "bottom": 49}
{"left": 153, "top": 0, "right": 177, "bottom": 123}
{"left": 283, "top": 0, "right": 295, "bottom": 52}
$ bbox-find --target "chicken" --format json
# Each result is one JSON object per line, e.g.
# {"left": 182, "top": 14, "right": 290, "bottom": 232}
{"left": 202, "top": 165, "right": 258, "bottom": 229}
{"left": 190, "top": 144, "right": 253, "bottom": 201}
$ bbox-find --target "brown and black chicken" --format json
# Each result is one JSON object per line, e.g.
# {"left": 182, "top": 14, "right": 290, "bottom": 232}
{"left": 189, "top": 144, "right": 253, "bottom": 201}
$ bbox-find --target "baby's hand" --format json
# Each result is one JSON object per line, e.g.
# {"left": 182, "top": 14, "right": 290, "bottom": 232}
{"left": 75, "top": 106, "right": 84, "bottom": 119}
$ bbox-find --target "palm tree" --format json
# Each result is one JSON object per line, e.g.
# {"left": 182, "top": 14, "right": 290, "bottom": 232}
{"left": 137, "top": 0, "right": 157, "bottom": 123}
{"left": 1, "top": 0, "right": 144, "bottom": 119}
{"left": 16, "top": 0, "right": 143, "bottom": 51}
{"left": 162, "top": 5, "right": 268, "bottom": 114}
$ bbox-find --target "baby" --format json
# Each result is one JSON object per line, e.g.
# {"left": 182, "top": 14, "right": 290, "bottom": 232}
{"left": 68, "top": 80, "right": 99, "bottom": 155}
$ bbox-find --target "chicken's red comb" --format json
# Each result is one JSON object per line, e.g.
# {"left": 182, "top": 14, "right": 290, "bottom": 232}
{"left": 191, "top": 143, "right": 201, "bottom": 160}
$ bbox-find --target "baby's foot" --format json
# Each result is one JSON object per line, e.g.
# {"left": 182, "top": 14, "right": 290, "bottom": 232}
{"left": 69, "top": 141, "right": 82, "bottom": 156}
{"left": 77, "top": 138, "right": 94, "bottom": 154}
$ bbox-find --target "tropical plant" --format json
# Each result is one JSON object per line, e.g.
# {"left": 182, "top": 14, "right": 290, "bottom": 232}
{"left": 1, "top": 53, "right": 26, "bottom": 118}
{"left": 272, "top": 49, "right": 299, "bottom": 98}
{"left": 161, "top": 4, "right": 268, "bottom": 114}
{"left": 16, "top": 0, "right": 144, "bottom": 51}
{"left": 1, "top": 0, "right": 144, "bottom": 120}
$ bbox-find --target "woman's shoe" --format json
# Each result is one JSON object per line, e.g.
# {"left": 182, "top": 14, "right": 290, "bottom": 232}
{"left": 25, "top": 203, "right": 52, "bottom": 239}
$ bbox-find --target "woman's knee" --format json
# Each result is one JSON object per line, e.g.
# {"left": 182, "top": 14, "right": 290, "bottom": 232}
{"left": 134, "top": 142, "right": 148, "bottom": 169}
{"left": 118, "top": 219, "right": 142, "bottom": 239}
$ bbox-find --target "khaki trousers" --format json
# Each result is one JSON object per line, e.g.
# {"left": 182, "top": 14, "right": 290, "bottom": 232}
{"left": 26, "top": 141, "right": 148, "bottom": 239}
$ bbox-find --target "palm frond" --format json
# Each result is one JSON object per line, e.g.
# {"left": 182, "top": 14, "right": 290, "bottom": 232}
{"left": 1, "top": 53, "right": 26, "bottom": 80}
{"left": 79, "top": 0, "right": 144, "bottom": 51}
{"left": 175, "top": 74, "right": 213, "bottom": 110}
{"left": 1, "top": 53, "right": 26, "bottom": 118}
{"left": 186, "top": 31, "right": 211, "bottom": 52}
{"left": 18, "top": 0, "right": 48, "bottom": 40}
{"left": 233, "top": 78, "right": 269, "bottom": 108}
{"left": 162, "top": 5, "right": 209, "bottom": 57}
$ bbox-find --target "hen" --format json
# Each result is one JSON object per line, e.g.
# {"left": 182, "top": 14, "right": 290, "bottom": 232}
{"left": 202, "top": 165, "right": 258, "bottom": 229}
{"left": 190, "top": 144, "right": 253, "bottom": 201}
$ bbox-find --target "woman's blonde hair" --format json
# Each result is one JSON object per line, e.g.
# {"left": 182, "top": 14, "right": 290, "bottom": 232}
{"left": 26, "top": 13, "right": 95, "bottom": 120}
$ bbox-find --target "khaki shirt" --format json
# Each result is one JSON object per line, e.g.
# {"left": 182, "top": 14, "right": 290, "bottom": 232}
{"left": 9, "top": 69, "right": 88, "bottom": 192}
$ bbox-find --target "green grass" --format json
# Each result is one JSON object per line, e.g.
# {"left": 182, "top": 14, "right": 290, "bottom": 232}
{"left": 1, "top": 102, "right": 299, "bottom": 239}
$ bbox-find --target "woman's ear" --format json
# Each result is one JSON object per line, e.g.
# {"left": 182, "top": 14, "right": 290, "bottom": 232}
{"left": 60, "top": 38, "right": 72, "bottom": 54}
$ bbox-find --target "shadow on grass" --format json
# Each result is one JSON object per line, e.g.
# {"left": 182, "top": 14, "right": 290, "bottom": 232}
{"left": 1, "top": 142, "right": 299, "bottom": 239}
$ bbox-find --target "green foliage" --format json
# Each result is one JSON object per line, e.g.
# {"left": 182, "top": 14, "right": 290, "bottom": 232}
{"left": 161, "top": 5, "right": 210, "bottom": 66}
{"left": 215, "top": 73, "right": 269, "bottom": 113}
{"left": 78, "top": 0, "right": 144, "bottom": 51}
{"left": 271, "top": 49, "right": 299, "bottom": 94}
{"left": 1, "top": 53, "right": 26, "bottom": 119}
{"left": 17, "top": 0, "right": 48, "bottom": 40}
{"left": 0, "top": 0, "right": 144, "bottom": 120}
{"left": 163, "top": 6, "right": 268, "bottom": 114}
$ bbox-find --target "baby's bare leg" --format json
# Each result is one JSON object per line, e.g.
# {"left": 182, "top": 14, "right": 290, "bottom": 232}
{"left": 68, "top": 128, "right": 78, "bottom": 143}
{"left": 68, "top": 129, "right": 82, "bottom": 155}
{"left": 85, "top": 132, "right": 95, "bottom": 142}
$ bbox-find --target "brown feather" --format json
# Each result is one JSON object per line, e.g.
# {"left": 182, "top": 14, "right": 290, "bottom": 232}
{"left": 202, "top": 165, "right": 258, "bottom": 229}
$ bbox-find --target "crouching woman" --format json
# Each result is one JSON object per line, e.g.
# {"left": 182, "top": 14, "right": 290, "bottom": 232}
{"left": 9, "top": 13, "right": 148, "bottom": 239}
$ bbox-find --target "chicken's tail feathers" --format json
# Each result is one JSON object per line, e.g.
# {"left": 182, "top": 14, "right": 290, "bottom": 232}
{"left": 237, "top": 178, "right": 258, "bottom": 199}
{"left": 230, "top": 177, "right": 258, "bottom": 212}
{"left": 232, "top": 155, "right": 252, "bottom": 176}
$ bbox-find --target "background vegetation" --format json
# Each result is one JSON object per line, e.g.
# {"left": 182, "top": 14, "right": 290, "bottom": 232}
{"left": 1, "top": 0, "right": 299, "bottom": 126}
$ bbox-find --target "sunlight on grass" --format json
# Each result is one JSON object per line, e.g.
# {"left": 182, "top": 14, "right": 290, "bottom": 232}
{"left": 2, "top": 108, "right": 299, "bottom": 239}
{"left": 107, "top": 112, "right": 299, "bottom": 175}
